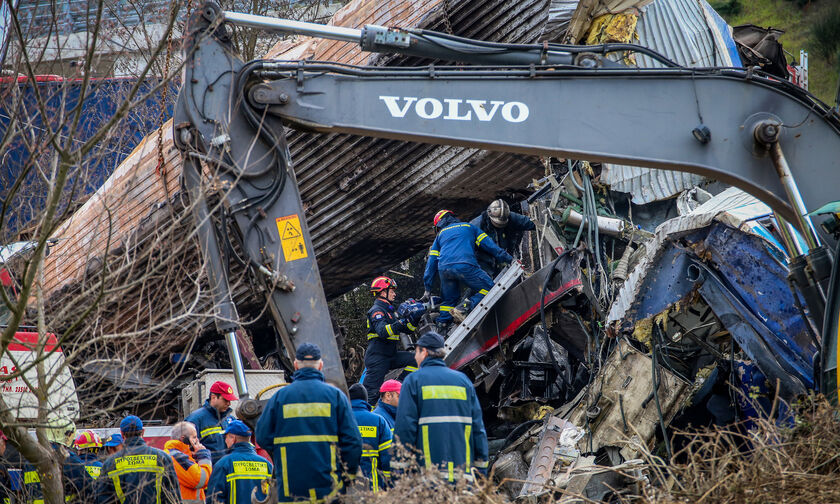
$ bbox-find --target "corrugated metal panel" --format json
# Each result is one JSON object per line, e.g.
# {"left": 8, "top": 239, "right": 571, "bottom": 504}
{"left": 42, "top": 0, "right": 549, "bottom": 319}
{"left": 539, "top": 0, "right": 579, "bottom": 41}
{"left": 602, "top": 0, "right": 739, "bottom": 204}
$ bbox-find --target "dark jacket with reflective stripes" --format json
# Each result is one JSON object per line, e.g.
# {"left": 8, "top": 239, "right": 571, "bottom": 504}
{"left": 94, "top": 436, "right": 180, "bottom": 504}
{"left": 394, "top": 358, "right": 489, "bottom": 478}
{"left": 79, "top": 452, "right": 104, "bottom": 480}
{"left": 350, "top": 399, "right": 392, "bottom": 492}
{"left": 423, "top": 215, "right": 513, "bottom": 291}
{"left": 255, "top": 368, "right": 362, "bottom": 503}
{"left": 185, "top": 400, "right": 235, "bottom": 464}
{"left": 372, "top": 401, "right": 397, "bottom": 431}
{"left": 23, "top": 444, "right": 97, "bottom": 503}
{"left": 206, "top": 442, "right": 272, "bottom": 504}
{"left": 470, "top": 212, "right": 534, "bottom": 271}
{"left": 366, "top": 299, "right": 415, "bottom": 356}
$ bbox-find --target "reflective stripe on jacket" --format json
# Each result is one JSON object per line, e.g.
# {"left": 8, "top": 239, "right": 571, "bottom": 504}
{"left": 255, "top": 368, "right": 362, "bottom": 503}
{"left": 350, "top": 399, "right": 392, "bottom": 492}
{"left": 394, "top": 358, "right": 489, "bottom": 481}
{"left": 423, "top": 216, "right": 513, "bottom": 291}
{"left": 94, "top": 436, "right": 180, "bottom": 504}
{"left": 163, "top": 440, "right": 211, "bottom": 501}
{"left": 185, "top": 401, "right": 234, "bottom": 464}
{"left": 79, "top": 453, "right": 103, "bottom": 480}
{"left": 366, "top": 299, "right": 415, "bottom": 355}
{"left": 206, "top": 442, "right": 272, "bottom": 504}
{"left": 23, "top": 444, "right": 96, "bottom": 503}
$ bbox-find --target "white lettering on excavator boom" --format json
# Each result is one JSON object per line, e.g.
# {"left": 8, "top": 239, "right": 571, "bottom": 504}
{"left": 379, "top": 96, "right": 529, "bottom": 123}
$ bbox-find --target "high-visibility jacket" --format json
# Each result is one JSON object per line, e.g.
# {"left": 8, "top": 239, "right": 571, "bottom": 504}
{"left": 163, "top": 440, "right": 212, "bottom": 501}
{"left": 185, "top": 401, "right": 235, "bottom": 464}
{"left": 470, "top": 212, "right": 534, "bottom": 272}
{"left": 94, "top": 436, "right": 180, "bottom": 504}
{"left": 394, "top": 358, "right": 489, "bottom": 481}
{"left": 78, "top": 452, "right": 103, "bottom": 480}
{"left": 206, "top": 442, "right": 272, "bottom": 504}
{"left": 372, "top": 402, "right": 397, "bottom": 432}
{"left": 423, "top": 215, "right": 512, "bottom": 291}
{"left": 350, "top": 399, "right": 392, "bottom": 493}
{"left": 23, "top": 444, "right": 96, "bottom": 503}
{"left": 255, "top": 367, "right": 362, "bottom": 503}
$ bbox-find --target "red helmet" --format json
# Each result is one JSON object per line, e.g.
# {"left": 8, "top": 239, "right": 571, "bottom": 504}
{"left": 433, "top": 210, "right": 452, "bottom": 227}
{"left": 74, "top": 430, "right": 102, "bottom": 450}
{"left": 370, "top": 276, "right": 397, "bottom": 294}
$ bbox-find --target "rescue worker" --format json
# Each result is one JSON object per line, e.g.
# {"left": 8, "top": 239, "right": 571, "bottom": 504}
{"left": 394, "top": 332, "right": 489, "bottom": 482}
{"left": 102, "top": 434, "right": 123, "bottom": 457}
{"left": 73, "top": 430, "right": 103, "bottom": 479}
{"left": 206, "top": 420, "right": 272, "bottom": 504}
{"left": 372, "top": 380, "right": 401, "bottom": 432}
{"left": 362, "top": 276, "right": 421, "bottom": 405}
{"left": 164, "top": 422, "right": 212, "bottom": 502}
{"left": 470, "top": 199, "right": 534, "bottom": 278}
{"left": 255, "top": 343, "right": 362, "bottom": 502}
{"left": 95, "top": 416, "right": 180, "bottom": 504}
{"left": 185, "top": 381, "right": 238, "bottom": 464}
{"left": 423, "top": 210, "right": 513, "bottom": 330}
{"left": 348, "top": 384, "right": 392, "bottom": 493}
{"left": 0, "top": 432, "right": 12, "bottom": 504}
{"left": 23, "top": 417, "right": 96, "bottom": 503}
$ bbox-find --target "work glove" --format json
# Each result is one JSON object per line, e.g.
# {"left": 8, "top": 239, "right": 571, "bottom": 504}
{"left": 408, "top": 306, "right": 426, "bottom": 325}
{"left": 420, "top": 290, "right": 431, "bottom": 303}
{"left": 501, "top": 252, "right": 514, "bottom": 264}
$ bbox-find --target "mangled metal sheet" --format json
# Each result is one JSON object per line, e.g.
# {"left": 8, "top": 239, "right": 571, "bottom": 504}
{"left": 601, "top": 0, "right": 742, "bottom": 204}
{"left": 606, "top": 188, "right": 816, "bottom": 396}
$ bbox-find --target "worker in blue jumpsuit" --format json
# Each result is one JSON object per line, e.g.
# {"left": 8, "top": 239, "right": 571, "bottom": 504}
{"left": 185, "top": 380, "right": 238, "bottom": 464}
{"left": 394, "top": 332, "right": 489, "bottom": 482}
{"left": 470, "top": 199, "right": 535, "bottom": 278}
{"left": 423, "top": 210, "right": 513, "bottom": 329}
{"left": 255, "top": 343, "right": 362, "bottom": 503}
{"left": 206, "top": 420, "right": 273, "bottom": 504}
{"left": 372, "top": 379, "right": 401, "bottom": 432}
{"left": 348, "top": 384, "right": 392, "bottom": 493}
{"left": 362, "top": 276, "right": 422, "bottom": 405}
{"left": 23, "top": 418, "right": 97, "bottom": 503}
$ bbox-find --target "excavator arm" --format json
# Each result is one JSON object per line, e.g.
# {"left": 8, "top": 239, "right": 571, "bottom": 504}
{"left": 173, "top": 3, "right": 840, "bottom": 402}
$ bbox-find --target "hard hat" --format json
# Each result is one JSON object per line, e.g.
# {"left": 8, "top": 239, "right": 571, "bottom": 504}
{"left": 433, "top": 210, "right": 452, "bottom": 228}
{"left": 74, "top": 430, "right": 103, "bottom": 450}
{"left": 370, "top": 276, "right": 397, "bottom": 294}
{"left": 487, "top": 199, "right": 510, "bottom": 227}
{"left": 46, "top": 416, "right": 76, "bottom": 447}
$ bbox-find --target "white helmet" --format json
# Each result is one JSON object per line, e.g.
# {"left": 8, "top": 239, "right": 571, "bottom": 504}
{"left": 487, "top": 199, "right": 510, "bottom": 227}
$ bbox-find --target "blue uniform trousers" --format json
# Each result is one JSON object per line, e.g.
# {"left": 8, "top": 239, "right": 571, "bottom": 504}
{"left": 438, "top": 264, "right": 493, "bottom": 323}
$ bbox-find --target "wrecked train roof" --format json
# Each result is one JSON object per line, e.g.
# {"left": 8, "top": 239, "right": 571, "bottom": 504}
{"left": 41, "top": 0, "right": 550, "bottom": 311}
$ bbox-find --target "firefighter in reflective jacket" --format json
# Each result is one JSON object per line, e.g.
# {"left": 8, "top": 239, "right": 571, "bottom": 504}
{"left": 206, "top": 420, "right": 272, "bottom": 504}
{"left": 362, "top": 276, "right": 420, "bottom": 405}
{"left": 95, "top": 416, "right": 180, "bottom": 504}
{"left": 394, "top": 332, "right": 489, "bottom": 481}
{"left": 74, "top": 430, "right": 104, "bottom": 479}
{"left": 23, "top": 418, "right": 96, "bottom": 503}
{"left": 470, "top": 199, "right": 535, "bottom": 278}
{"left": 348, "top": 384, "right": 392, "bottom": 493}
{"left": 423, "top": 210, "right": 513, "bottom": 328}
{"left": 185, "top": 381, "right": 238, "bottom": 464}
{"left": 255, "top": 343, "right": 362, "bottom": 503}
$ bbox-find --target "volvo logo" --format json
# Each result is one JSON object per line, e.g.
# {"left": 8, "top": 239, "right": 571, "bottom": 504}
{"left": 379, "top": 96, "right": 529, "bottom": 123}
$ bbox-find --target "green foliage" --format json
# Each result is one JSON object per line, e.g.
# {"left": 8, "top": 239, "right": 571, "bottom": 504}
{"left": 811, "top": 6, "right": 840, "bottom": 62}
{"left": 711, "top": 0, "right": 741, "bottom": 16}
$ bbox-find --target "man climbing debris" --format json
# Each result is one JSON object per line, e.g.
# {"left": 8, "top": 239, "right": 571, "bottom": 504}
{"left": 423, "top": 210, "right": 513, "bottom": 331}
{"left": 471, "top": 199, "right": 535, "bottom": 278}
{"left": 362, "top": 276, "right": 423, "bottom": 404}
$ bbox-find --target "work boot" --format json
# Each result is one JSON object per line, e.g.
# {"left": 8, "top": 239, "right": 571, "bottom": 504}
{"left": 450, "top": 307, "right": 467, "bottom": 323}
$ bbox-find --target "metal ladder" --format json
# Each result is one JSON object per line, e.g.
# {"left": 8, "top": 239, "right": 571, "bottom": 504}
{"left": 443, "top": 261, "right": 525, "bottom": 354}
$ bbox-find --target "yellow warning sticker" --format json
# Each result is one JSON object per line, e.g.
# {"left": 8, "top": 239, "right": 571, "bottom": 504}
{"left": 276, "top": 214, "right": 308, "bottom": 262}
